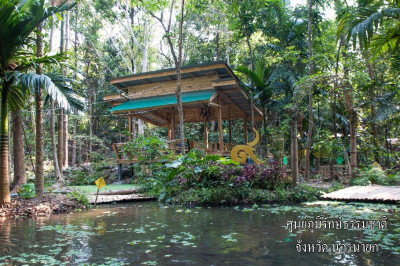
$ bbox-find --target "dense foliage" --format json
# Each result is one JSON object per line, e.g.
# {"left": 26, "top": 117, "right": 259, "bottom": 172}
{"left": 2, "top": 0, "right": 400, "bottom": 204}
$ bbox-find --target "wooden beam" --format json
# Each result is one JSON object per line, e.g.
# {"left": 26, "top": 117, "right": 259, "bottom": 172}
{"left": 150, "top": 111, "right": 168, "bottom": 123}
{"left": 209, "top": 102, "right": 222, "bottom": 108}
{"left": 218, "top": 96, "right": 224, "bottom": 152}
{"left": 171, "top": 112, "right": 176, "bottom": 140}
{"left": 103, "top": 94, "right": 126, "bottom": 101}
{"left": 219, "top": 88, "right": 240, "bottom": 94}
{"left": 209, "top": 92, "right": 218, "bottom": 102}
{"left": 244, "top": 118, "right": 248, "bottom": 144}
{"left": 132, "top": 113, "right": 162, "bottom": 126}
{"left": 153, "top": 110, "right": 169, "bottom": 121}
{"left": 228, "top": 107, "right": 232, "bottom": 145}
{"left": 128, "top": 115, "right": 133, "bottom": 140}
{"left": 111, "top": 99, "right": 210, "bottom": 115}
{"left": 229, "top": 120, "right": 232, "bottom": 144}
{"left": 211, "top": 79, "right": 236, "bottom": 87}
{"left": 168, "top": 124, "right": 172, "bottom": 140}
{"left": 111, "top": 63, "right": 227, "bottom": 84}
{"left": 204, "top": 121, "right": 208, "bottom": 149}
{"left": 219, "top": 92, "right": 248, "bottom": 117}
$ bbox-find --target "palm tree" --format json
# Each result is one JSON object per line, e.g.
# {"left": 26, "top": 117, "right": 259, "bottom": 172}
{"left": 338, "top": 5, "right": 400, "bottom": 71}
{"left": 0, "top": 0, "right": 75, "bottom": 204}
{"left": 237, "top": 60, "right": 274, "bottom": 152}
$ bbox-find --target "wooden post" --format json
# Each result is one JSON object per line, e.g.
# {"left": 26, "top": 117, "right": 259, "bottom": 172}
{"left": 168, "top": 125, "right": 172, "bottom": 140}
{"left": 244, "top": 118, "right": 248, "bottom": 144}
{"left": 128, "top": 115, "right": 132, "bottom": 141}
{"left": 228, "top": 107, "right": 232, "bottom": 146}
{"left": 171, "top": 112, "right": 176, "bottom": 140}
{"left": 94, "top": 188, "right": 100, "bottom": 207}
{"left": 229, "top": 120, "right": 232, "bottom": 145}
{"left": 118, "top": 164, "right": 122, "bottom": 182}
{"left": 218, "top": 105, "right": 224, "bottom": 152}
{"left": 204, "top": 121, "right": 208, "bottom": 150}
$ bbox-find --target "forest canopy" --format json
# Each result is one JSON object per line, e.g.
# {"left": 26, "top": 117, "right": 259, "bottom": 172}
{"left": 1, "top": 0, "right": 400, "bottom": 204}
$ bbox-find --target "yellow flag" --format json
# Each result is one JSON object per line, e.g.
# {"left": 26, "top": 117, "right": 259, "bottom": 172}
{"left": 95, "top": 177, "right": 106, "bottom": 189}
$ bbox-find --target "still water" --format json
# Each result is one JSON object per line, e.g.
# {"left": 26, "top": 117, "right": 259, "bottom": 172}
{"left": 0, "top": 201, "right": 399, "bottom": 265}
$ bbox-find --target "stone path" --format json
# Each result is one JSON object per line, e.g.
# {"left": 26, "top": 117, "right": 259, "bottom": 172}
{"left": 320, "top": 185, "right": 400, "bottom": 203}
{"left": 88, "top": 194, "right": 156, "bottom": 204}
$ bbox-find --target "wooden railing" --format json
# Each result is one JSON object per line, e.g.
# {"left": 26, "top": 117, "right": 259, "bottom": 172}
{"left": 112, "top": 140, "right": 234, "bottom": 164}
{"left": 112, "top": 143, "right": 138, "bottom": 164}
{"left": 319, "top": 165, "right": 350, "bottom": 180}
{"left": 190, "top": 142, "right": 234, "bottom": 154}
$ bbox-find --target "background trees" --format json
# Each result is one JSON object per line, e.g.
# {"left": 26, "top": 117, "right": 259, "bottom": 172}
{"left": 1, "top": 0, "right": 400, "bottom": 198}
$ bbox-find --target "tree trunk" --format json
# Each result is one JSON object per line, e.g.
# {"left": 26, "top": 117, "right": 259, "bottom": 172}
{"left": 58, "top": 12, "right": 65, "bottom": 176}
{"left": 58, "top": 109, "right": 64, "bottom": 174}
{"left": 341, "top": 36, "right": 357, "bottom": 178}
{"left": 72, "top": 7, "right": 79, "bottom": 166}
{"left": 63, "top": 10, "right": 70, "bottom": 168}
{"left": 10, "top": 111, "right": 26, "bottom": 191}
{"left": 291, "top": 114, "right": 299, "bottom": 186}
{"left": 345, "top": 88, "right": 357, "bottom": 178}
{"left": 176, "top": 0, "right": 186, "bottom": 154}
{"left": 49, "top": 3, "right": 62, "bottom": 180}
{"left": 304, "top": 0, "right": 314, "bottom": 179}
{"left": 88, "top": 84, "right": 93, "bottom": 155}
{"left": 141, "top": 18, "right": 149, "bottom": 72}
{"left": 225, "top": 22, "right": 230, "bottom": 64}
{"left": 129, "top": 6, "right": 136, "bottom": 73}
{"left": 51, "top": 99, "right": 62, "bottom": 187}
{"left": 35, "top": 22, "right": 44, "bottom": 196}
{"left": 216, "top": 25, "right": 220, "bottom": 60}
{"left": 262, "top": 105, "right": 268, "bottom": 157}
{"left": 0, "top": 83, "right": 11, "bottom": 204}
{"left": 131, "top": 116, "right": 136, "bottom": 139}
{"left": 366, "top": 58, "right": 378, "bottom": 162}
{"left": 8, "top": 114, "right": 11, "bottom": 184}
{"left": 246, "top": 38, "right": 255, "bottom": 129}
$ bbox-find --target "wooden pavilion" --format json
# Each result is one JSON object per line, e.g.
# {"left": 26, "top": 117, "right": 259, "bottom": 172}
{"left": 104, "top": 61, "right": 263, "bottom": 165}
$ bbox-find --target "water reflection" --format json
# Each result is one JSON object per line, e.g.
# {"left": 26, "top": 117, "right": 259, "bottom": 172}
{"left": 0, "top": 202, "right": 398, "bottom": 265}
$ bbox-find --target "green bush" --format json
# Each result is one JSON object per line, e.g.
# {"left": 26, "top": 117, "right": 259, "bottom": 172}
{"left": 352, "top": 162, "right": 400, "bottom": 186}
{"left": 18, "top": 183, "right": 36, "bottom": 199}
{"left": 67, "top": 190, "right": 89, "bottom": 208}
{"left": 122, "top": 134, "right": 170, "bottom": 164}
{"left": 67, "top": 170, "right": 97, "bottom": 186}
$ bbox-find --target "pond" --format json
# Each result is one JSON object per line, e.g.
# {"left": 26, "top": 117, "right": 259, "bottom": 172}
{"left": 0, "top": 201, "right": 399, "bottom": 265}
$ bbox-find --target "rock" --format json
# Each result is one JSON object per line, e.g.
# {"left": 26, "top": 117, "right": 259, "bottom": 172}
{"left": 99, "top": 168, "right": 117, "bottom": 180}
{"left": 108, "top": 171, "right": 119, "bottom": 181}
{"left": 81, "top": 163, "right": 93, "bottom": 172}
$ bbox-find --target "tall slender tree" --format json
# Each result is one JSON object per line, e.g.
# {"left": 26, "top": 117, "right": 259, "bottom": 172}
{"left": 304, "top": 0, "right": 314, "bottom": 179}
{"left": 0, "top": 0, "right": 75, "bottom": 204}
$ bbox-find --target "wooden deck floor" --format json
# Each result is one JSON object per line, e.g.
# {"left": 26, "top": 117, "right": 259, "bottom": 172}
{"left": 88, "top": 194, "right": 156, "bottom": 204}
{"left": 320, "top": 185, "right": 400, "bottom": 203}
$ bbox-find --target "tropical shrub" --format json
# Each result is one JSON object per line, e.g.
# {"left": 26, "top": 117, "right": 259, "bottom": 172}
{"left": 352, "top": 162, "right": 400, "bottom": 186}
{"left": 122, "top": 134, "right": 170, "bottom": 164}
{"left": 67, "top": 190, "right": 89, "bottom": 208}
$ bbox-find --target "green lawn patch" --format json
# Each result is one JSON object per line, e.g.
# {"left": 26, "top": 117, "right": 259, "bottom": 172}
{"left": 69, "top": 184, "right": 137, "bottom": 194}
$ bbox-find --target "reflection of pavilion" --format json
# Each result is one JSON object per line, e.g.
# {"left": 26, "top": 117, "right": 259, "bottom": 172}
{"left": 104, "top": 61, "right": 263, "bottom": 166}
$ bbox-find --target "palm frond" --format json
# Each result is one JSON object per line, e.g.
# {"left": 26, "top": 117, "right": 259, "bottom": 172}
{"left": 45, "top": 72, "right": 84, "bottom": 111}
{"left": 374, "top": 105, "right": 400, "bottom": 122}
{"left": 0, "top": 0, "right": 76, "bottom": 67}
{"left": 236, "top": 66, "right": 265, "bottom": 88}
{"left": 6, "top": 71, "right": 70, "bottom": 111}
{"left": 338, "top": 7, "right": 400, "bottom": 51}
{"left": 335, "top": 113, "right": 349, "bottom": 127}
{"left": 390, "top": 53, "right": 400, "bottom": 72}
{"left": 8, "top": 84, "right": 29, "bottom": 112}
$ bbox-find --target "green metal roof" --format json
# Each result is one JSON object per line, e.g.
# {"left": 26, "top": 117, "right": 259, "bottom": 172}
{"left": 110, "top": 89, "right": 216, "bottom": 113}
